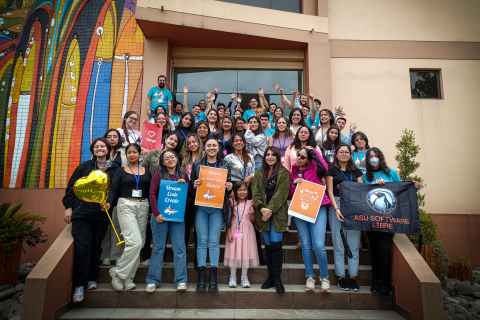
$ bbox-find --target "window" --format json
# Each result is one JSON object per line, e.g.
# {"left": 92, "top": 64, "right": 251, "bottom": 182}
{"left": 173, "top": 69, "right": 303, "bottom": 114}
{"left": 410, "top": 70, "right": 442, "bottom": 99}
{"left": 215, "top": 0, "right": 301, "bottom": 13}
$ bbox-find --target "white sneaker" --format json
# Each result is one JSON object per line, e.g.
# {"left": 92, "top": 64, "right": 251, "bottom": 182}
{"left": 86, "top": 281, "right": 97, "bottom": 290}
{"left": 73, "top": 286, "right": 84, "bottom": 303}
{"left": 241, "top": 275, "right": 250, "bottom": 288}
{"left": 228, "top": 275, "right": 237, "bottom": 288}
{"left": 305, "top": 276, "right": 315, "bottom": 292}
{"left": 124, "top": 279, "right": 136, "bottom": 291}
{"left": 146, "top": 283, "right": 157, "bottom": 293}
{"left": 321, "top": 277, "right": 331, "bottom": 293}
{"left": 101, "top": 258, "right": 111, "bottom": 266}
{"left": 109, "top": 267, "right": 124, "bottom": 291}
{"left": 142, "top": 259, "right": 150, "bottom": 267}
{"left": 177, "top": 283, "right": 187, "bottom": 291}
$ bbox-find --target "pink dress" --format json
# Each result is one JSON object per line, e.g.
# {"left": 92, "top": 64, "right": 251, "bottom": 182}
{"left": 224, "top": 199, "right": 259, "bottom": 268}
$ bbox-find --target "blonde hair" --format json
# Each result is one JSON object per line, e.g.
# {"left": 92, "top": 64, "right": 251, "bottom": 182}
{"left": 180, "top": 133, "right": 204, "bottom": 172}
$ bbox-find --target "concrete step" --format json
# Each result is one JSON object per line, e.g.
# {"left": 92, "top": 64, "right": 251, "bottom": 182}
{"left": 61, "top": 308, "right": 405, "bottom": 319}
{"left": 97, "top": 263, "right": 373, "bottom": 286}
{"left": 160, "top": 244, "right": 370, "bottom": 265}
{"left": 73, "top": 283, "right": 394, "bottom": 311}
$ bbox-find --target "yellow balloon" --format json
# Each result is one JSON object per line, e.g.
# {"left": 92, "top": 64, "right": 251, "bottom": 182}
{"left": 73, "top": 170, "right": 110, "bottom": 205}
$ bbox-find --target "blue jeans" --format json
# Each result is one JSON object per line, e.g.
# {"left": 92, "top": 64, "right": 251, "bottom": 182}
{"left": 294, "top": 205, "right": 329, "bottom": 279}
{"left": 254, "top": 156, "right": 262, "bottom": 171}
{"left": 146, "top": 216, "right": 187, "bottom": 286}
{"left": 195, "top": 206, "right": 224, "bottom": 267}
{"left": 261, "top": 219, "right": 283, "bottom": 245}
{"left": 328, "top": 197, "right": 361, "bottom": 277}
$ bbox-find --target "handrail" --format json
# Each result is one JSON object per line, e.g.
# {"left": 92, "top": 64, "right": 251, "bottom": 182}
{"left": 21, "top": 224, "right": 74, "bottom": 320}
{"left": 391, "top": 234, "right": 443, "bottom": 320}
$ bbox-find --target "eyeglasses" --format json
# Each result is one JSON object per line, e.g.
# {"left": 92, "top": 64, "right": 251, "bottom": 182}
{"left": 128, "top": 117, "right": 138, "bottom": 122}
{"left": 354, "top": 138, "right": 364, "bottom": 142}
{"left": 296, "top": 153, "right": 307, "bottom": 160}
{"left": 337, "top": 151, "right": 350, "bottom": 155}
{"left": 164, "top": 155, "right": 176, "bottom": 161}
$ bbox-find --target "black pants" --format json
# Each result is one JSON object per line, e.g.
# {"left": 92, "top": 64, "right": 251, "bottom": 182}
{"left": 71, "top": 218, "right": 109, "bottom": 288}
{"left": 141, "top": 219, "right": 153, "bottom": 261}
{"left": 255, "top": 228, "right": 265, "bottom": 262}
{"left": 367, "top": 231, "right": 395, "bottom": 282}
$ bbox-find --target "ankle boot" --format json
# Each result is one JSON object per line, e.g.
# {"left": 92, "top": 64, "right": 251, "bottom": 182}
{"left": 379, "top": 280, "right": 390, "bottom": 298}
{"left": 208, "top": 267, "right": 218, "bottom": 291}
{"left": 196, "top": 266, "right": 206, "bottom": 291}
{"left": 261, "top": 244, "right": 274, "bottom": 289}
{"left": 270, "top": 241, "right": 285, "bottom": 294}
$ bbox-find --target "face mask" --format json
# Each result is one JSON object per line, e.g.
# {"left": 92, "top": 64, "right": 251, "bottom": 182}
{"left": 369, "top": 157, "right": 380, "bottom": 167}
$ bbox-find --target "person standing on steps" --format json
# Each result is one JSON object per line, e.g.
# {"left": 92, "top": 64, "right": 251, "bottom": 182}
{"left": 351, "top": 132, "right": 370, "bottom": 174}
{"left": 288, "top": 146, "right": 332, "bottom": 293}
{"left": 362, "top": 147, "right": 421, "bottom": 298}
{"left": 243, "top": 94, "right": 265, "bottom": 122}
{"left": 145, "top": 150, "right": 190, "bottom": 293}
{"left": 105, "top": 143, "right": 152, "bottom": 292}
{"left": 244, "top": 116, "right": 267, "bottom": 171}
{"left": 146, "top": 75, "right": 173, "bottom": 121}
{"left": 325, "top": 144, "right": 364, "bottom": 292}
{"left": 320, "top": 125, "right": 342, "bottom": 165}
{"left": 224, "top": 181, "right": 259, "bottom": 288}
{"left": 268, "top": 116, "right": 294, "bottom": 168}
{"left": 64, "top": 138, "right": 120, "bottom": 303}
{"left": 190, "top": 138, "right": 233, "bottom": 292}
{"left": 252, "top": 147, "right": 291, "bottom": 294}
{"left": 335, "top": 117, "right": 356, "bottom": 146}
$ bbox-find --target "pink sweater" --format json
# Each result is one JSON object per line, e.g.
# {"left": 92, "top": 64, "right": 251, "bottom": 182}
{"left": 288, "top": 148, "right": 331, "bottom": 207}
{"left": 284, "top": 145, "right": 322, "bottom": 171}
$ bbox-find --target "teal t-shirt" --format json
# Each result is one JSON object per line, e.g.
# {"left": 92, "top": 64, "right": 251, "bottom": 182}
{"left": 194, "top": 112, "right": 206, "bottom": 124}
{"left": 362, "top": 168, "right": 402, "bottom": 184}
{"left": 148, "top": 86, "right": 173, "bottom": 111}
{"left": 352, "top": 149, "right": 369, "bottom": 172}
{"left": 263, "top": 128, "right": 275, "bottom": 138}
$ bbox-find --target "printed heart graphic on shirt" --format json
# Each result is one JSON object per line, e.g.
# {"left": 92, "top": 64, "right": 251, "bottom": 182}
{"left": 148, "top": 131, "right": 155, "bottom": 138}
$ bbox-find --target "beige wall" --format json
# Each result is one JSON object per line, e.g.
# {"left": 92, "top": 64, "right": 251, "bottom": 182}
{"left": 330, "top": 58, "right": 480, "bottom": 214}
{"left": 329, "top": 0, "right": 480, "bottom": 42}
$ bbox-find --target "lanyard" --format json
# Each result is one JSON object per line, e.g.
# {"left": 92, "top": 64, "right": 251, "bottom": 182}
{"left": 207, "top": 161, "right": 217, "bottom": 168}
{"left": 128, "top": 163, "right": 141, "bottom": 189}
{"left": 128, "top": 130, "right": 137, "bottom": 143}
{"left": 223, "top": 134, "right": 231, "bottom": 150}
{"left": 169, "top": 173, "right": 178, "bottom": 181}
{"left": 180, "top": 129, "right": 187, "bottom": 138}
{"left": 356, "top": 151, "right": 366, "bottom": 169}
{"left": 158, "top": 88, "right": 164, "bottom": 96}
{"left": 339, "top": 169, "right": 352, "bottom": 182}
{"left": 236, "top": 200, "right": 247, "bottom": 231}
{"left": 278, "top": 135, "right": 287, "bottom": 156}
{"left": 372, "top": 171, "right": 383, "bottom": 182}
{"left": 234, "top": 153, "right": 247, "bottom": 178}
{"left": 95, "top": 159, "right": 108, "bottom": 170}
{"left": 173, "top": 114, "right": 181, "bottom": 123}
{"left": 251, "top": 109, "right": 256, "bottom": 117}
{"left": 195, "top": 115, "right": 200, "bottom": 123}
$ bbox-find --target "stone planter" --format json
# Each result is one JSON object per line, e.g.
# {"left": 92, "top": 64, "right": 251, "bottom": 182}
{"left": 449, "top": 263, "right": 473, "bottom": 281}
{"left": 414, "top": 244, "right": 439, "bottom": 275}
{"left": 0, "top": 238, "right": 23, "bottom": 286}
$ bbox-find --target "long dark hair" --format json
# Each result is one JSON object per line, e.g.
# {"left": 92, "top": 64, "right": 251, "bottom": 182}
{"left": 351, "top": 131, "right": 370, "bottom": 151}
{"left": 234, "top": 117, "right": 246, "bottom": 133}
{"left": 232, "top": 180, "right": 248, "bottom": 207}
{"left": 202, "top": 137, "right": 223, "bottom": 162}
{"left": 90, "top": 137, "right": 112, "bottom": 157}
{"left": 322, "top": 125, "right": 341, "bottom": 151}
{"left": 333, "top": 143, "right": 357, "bottom": 171}
{"left": 163, "top": 132, "right": 182, "bottom": 155}
{"left": 291, "top": 126, "right": 316, "bottom": 151}
{"left": 233, "top": 110, "right": 243, "bottom": 119}
{"left": 125, "top": 143, "right": 142, "bottom": 165}
{"left": 193, "top": 120, "right": 211, "bottom": 139}
{"left": 176, "top": 112, "right": 195, "bottom": 132}
{"left": 206, "top": 108, "right": 221, "bottom": 131}
{"left": 272, "top": 116, "right": 292, "bottom": 139}
{"left": 319, "top": 109, "right": 335, "bottom": 127}
{"left": 247, "top": 116, "right": 265, "bottom": 136}
{"left": 103, "top": 129, "right": 122, "bottom": 152}
{"left": 288, "top": 108, "right": 307, "bottom": 127}
{"left": 365, "top": 147, "right": 392, "bottom": 182}
{"left": 231, "top": 133, "right": 252, "bottom": 170}
{"left": 121, "top": 111, "right": 138, "bottom": 144}
{"left": 261, "top": 146, "right": 283, "bottom": 186}
{"left": 219, "top": 116, "right": 236, "bottom": 141}
{"left": 159, "top": 150, "right": 184, "bottom": 181}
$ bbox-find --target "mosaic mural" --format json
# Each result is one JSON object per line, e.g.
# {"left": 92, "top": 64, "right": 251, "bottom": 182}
{"left": 0, "top": 0, "right": 144, "bottom": 189}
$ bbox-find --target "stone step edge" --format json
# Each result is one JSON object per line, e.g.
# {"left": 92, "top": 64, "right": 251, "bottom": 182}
{"left": 99, "top": 263, "right": 373, "bottom": 270}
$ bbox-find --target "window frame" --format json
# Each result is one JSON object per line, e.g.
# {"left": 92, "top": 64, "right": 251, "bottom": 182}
{"left": 215, "top": 0, "right": 301, "bottom": 14}
{"left": 409, "top": 69, "right": 443, "bottom": 100}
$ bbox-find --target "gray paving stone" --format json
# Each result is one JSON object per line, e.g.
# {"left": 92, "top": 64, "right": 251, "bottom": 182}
{"left": 295, "top": 309, "right": 360, "bottom": 319}
{"left": 353, "top": 310, "right": 405, "bottom": 319}
{"left": 172, "top": 308, "right": 235, "bottom": 319}
{"left": 235, "top": 309, "right": 297, "bottom": 319}
{"left": 108, "top": 308, "right": 175, "bottom": 319}
{"left": 60, "top": 308, "right": 116, "bottom": 319}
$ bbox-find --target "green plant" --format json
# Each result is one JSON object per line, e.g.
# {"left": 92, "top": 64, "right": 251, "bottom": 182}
{"left": 457, "top": 256, "right": 471, "bottom": 269}
{"left": 0, "top": 202, "right": 48, "bottom": 256}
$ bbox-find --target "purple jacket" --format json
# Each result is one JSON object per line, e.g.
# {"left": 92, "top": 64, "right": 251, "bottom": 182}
{"left": 288, "top": 148, "right": 332, "bottom": 207}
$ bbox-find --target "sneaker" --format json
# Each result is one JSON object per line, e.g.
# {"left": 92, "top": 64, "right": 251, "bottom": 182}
{"left": 305, "top": 276, "right": 315, "bottom": 292}
{"left": 338, "top": 278, "right": 350, "bottom": 291}
{"left": 142, "top": 259, "right": 151, "bottom": 267}
{"left": 228, "top": 275, "right": 237, "bottom": 288}
{"left": 370, "top": 279, "right": 380, "bottom": 294}
{"left": 241, "top": 276, "right": 250, "bottom": 288}
{"left": 109, "top": 267, "right": 124, "bottom": 291}
{"left": 86, "top": 281, "right": 97, "bottom": 290}
{"left": 380, "top": 281, "right": 390, "bottom": 298}
{"left": 177, "top": 283, "right": 187, "bottom": 291}
{"left": 73, "top": 286, "right": 84, "bottom": 303}
{"left": 349, "top": 278, "right": 360, "bottom": 292}
{"left": 101, "top": 258, "right": 111, "bottom": 266}
{"left": 321, "top": 278, "right": 331, "bottom": 293}
{"left": 124, "top": 279, "right": 136, "bottom": 291}
{"left": 146, "top": 283, "right": 157, "bottom": 293}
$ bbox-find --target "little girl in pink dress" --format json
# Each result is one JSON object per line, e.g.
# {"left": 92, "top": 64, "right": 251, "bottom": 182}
{"left": 224, "top": 181, "right": 259, "bottom": 288}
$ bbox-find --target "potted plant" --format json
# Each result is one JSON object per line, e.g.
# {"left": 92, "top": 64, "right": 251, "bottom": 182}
{"left": 0, "top": 202, "right": 48, "bottom": 286}
{"left": 395, "top": 130, "right": 450, "bottom": 284}
{"left": 449, "top": 256, "right": 473, "bottom": 281}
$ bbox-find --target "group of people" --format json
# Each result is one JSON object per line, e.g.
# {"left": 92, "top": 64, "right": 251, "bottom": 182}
{"left": 63, "top": 75, "right": 422, "bottom": 303}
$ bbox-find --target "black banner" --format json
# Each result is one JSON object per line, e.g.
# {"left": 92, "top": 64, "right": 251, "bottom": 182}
{"left": 339, "top": 181, "right": 421, "bottom": 234}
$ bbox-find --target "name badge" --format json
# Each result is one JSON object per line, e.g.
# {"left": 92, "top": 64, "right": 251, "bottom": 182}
{"left": 158, "top": 98, "right": 163, "bottom": 103}
{"left": 132, "top": 189, "right": 142, "bottom": 197}
{"left": 223, "top": 150, "right": 227, "bottom": 156}
{"left": 234, "top": 231, "right": 243, "bottom": 239}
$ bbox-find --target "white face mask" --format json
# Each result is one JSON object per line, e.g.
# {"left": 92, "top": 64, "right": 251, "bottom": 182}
{"left": 369, "top": 157, "right": 380, "bottom": 167}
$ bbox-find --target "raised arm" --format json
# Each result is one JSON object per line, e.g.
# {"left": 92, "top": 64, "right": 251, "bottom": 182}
{"left": 228, "top": 91, "right": 236, "bottom": 109}
{"left": 257, "top": 87, "right": 266, "bottom": 113}
{"left": 206, "top": 90, "right": 214, "bottom": 113}
{"left": 288, "top": 89, "right": 299, "bottom": 110}
{"left": 183, "top": 86, "right": 189, "bottom": 113}
{"left": 213, "top": 86, "right": 219, "bottom": 108}
{"left": 309, "top": 93, "right": 316, "bottom": 123}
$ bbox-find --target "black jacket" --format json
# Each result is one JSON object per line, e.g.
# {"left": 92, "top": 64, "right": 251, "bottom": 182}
{"left": 63, "top": 159, "right": 120, "bottom": 222}
{"left": 190, "top": 157, "right": 233, "bottom": 228}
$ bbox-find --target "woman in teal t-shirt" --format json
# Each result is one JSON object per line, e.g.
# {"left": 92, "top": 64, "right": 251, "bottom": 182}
{"left": 362, "top": 147, "right": 421, "bottom": 299}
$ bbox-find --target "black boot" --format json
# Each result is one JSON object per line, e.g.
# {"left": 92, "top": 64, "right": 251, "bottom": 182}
{"left": 208, "top": 267, "right": 218, "bottom": 292}
{"left": 261, "top": 245, "right": 274, "bottom": 289}
{"left": 196, "top": 266, "right": 206, "bottom": 291}
{"left": 370, "top": 279, "right": 380, "bottom": 294}
{"left": 270, "top": 241, "right": 285, "bottom": 294}
{"left": 379, "top": 280, "right": 390, "bottom": 298}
